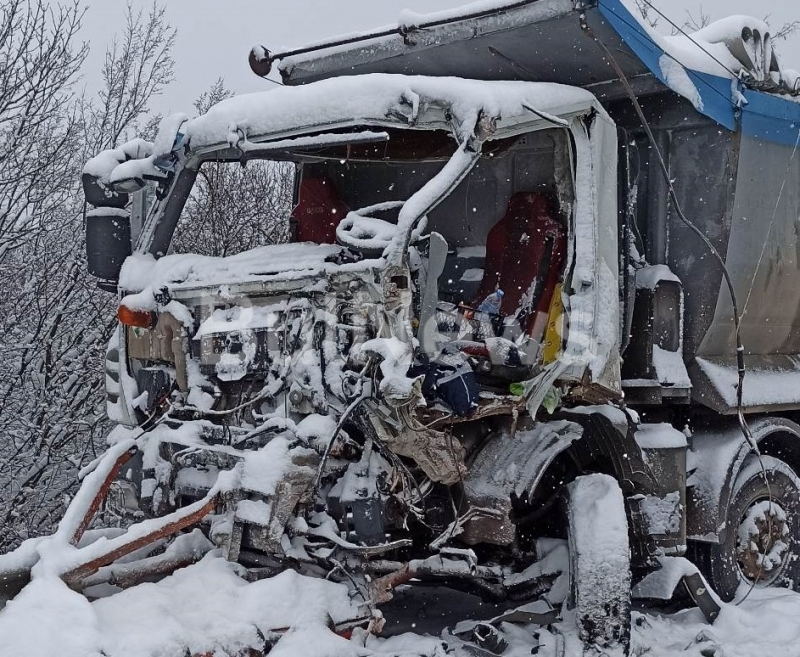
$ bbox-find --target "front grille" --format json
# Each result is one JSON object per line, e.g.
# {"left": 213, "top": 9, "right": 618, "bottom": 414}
{"left": 191, "top": 299, "right": 311, "bottom": 380}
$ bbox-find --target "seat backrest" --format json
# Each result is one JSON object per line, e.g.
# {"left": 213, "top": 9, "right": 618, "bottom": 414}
{"left": 292, "top": 176, "right": 349, "bottom": 244}
{"left": 476, "top": 192, "right": 566, "bottom": 325}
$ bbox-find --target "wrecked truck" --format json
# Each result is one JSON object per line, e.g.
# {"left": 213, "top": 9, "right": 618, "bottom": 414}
{"left": 4, "top": 0, "right": 800, "bottom": 654}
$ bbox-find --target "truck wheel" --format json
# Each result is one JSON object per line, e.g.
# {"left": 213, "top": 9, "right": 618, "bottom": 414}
{"left": 566, "top": 474, "right": 631, "bottom": 656}
{"left": 692, "top": 455, "right": 800, "bottom": 602}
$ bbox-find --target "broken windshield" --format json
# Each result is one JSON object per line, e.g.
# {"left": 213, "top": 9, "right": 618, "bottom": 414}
{"left": 171, "top": 159, "right": 294, "bottom": 258}
{"left": 161, "top": 122, "right": 574, "bottom": 393}
{"left": 298, "top": 126, "right": 572, "bottom": 299}
{"left": 169, "top": 126, "right": 460, "bottom": 258}
{"left": 164, "top": 124, "right": 574, "bottom": 312}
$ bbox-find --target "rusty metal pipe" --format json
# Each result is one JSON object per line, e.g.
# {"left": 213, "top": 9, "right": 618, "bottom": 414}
{"left": 62, "top": 495, "right": 218, "bottom": 588}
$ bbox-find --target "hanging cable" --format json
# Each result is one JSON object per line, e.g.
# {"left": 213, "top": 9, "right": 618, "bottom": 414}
{"left": 580, "top": 14, "right": 775, "bottom": 604}
{"left": 635, "top": 0, "right": 740, "bottom": 80}
{"left": 312, "top": 388, "right": 370, "bottom": 495}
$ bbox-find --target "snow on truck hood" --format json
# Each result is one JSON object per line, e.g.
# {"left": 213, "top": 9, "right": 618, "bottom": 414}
{"left": 119, "top": 243, "right": 353, "bottom": 295}
{"left": 184, "top": 74, "right": 597, "bottom": 151}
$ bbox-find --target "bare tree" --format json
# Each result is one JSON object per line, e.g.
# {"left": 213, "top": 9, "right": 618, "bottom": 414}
{"left": 681, "top": 7, "right": 710, "bottom": 33}
{"left": 632, "top": 1, "right": 709, "bottom": 34}
{"left": 0, "top": 1, "right": 176, "bottom": 550}
{"left": 632, "top": 0, "right": 659, "bottom": 30}
{"left": 767, "top": 17, "right": 800, "bottom": 43}
{"left": 172, "top": 79, "right": 294, "bottom": 258}
{"left": 86, "top": 1, "right": 176, "bottom": 152}
{"left": 0, "top": 0, "right": 87, "bottom": 257}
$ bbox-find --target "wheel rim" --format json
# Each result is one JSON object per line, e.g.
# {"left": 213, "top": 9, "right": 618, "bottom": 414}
{"left": 736, "top": 498, "right": 790, "bottom": 585}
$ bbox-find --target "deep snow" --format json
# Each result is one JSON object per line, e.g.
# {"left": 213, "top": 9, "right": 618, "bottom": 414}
{"left": 2, "top": 552, "right": 800, "bottom": 656}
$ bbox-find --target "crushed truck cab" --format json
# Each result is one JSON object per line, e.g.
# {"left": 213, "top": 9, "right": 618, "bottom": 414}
{"left": 85, "top": 74, "right": 642, "bottom": 576}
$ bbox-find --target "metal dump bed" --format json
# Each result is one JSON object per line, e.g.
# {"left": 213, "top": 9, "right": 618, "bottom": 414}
{"left": 277, "top": 0, "right": 653, "bottom": 100}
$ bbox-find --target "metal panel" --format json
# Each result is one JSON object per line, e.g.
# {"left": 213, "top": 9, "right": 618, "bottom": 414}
{"left": 693, "top": 133, "right": 800, "bottom": 412}
{"left": 699, "top": 135, "right": 800, "bottom": 357}
{"left": 281, "top": 2, "right": 651, "bottom": 95}
{"left": 666, "top": 123, "right": 739, "bottom": 361}
{"left": 691, "top": 355, "right": 800, "bottom": 414}
{"left": 741, "top": 88, "right": 800, "bottom": 147}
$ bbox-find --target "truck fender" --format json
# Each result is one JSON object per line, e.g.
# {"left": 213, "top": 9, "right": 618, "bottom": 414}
{"left": 459, "top": 406, "right": 659, "bottom": 547}
{"left": 687, "top": 417, "right": 800, "bottom": 543}
{"left": 459, "top": 418, "right": 585, "bottom": 546}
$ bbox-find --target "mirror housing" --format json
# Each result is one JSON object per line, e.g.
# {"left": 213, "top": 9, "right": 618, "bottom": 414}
{"left": 82, "top": 172, "right": 128, "bottom": 209}
{"left": 86, "top": 208, "right": 132, "bottom": 290}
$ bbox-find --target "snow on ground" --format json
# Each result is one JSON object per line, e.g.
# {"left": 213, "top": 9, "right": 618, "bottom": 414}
{"left": 0, "top": 556, "right": 361, "bottom": 657}
{"left": 3, "top": 553, "right": 800, "bottom": 656}
{"left": 633, "top": 586, "right": 800, "bottom": 657}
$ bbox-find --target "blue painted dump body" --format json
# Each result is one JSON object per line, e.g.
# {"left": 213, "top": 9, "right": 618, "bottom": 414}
{"left": 598, "top": 0, "right": 800, "bottom": 146}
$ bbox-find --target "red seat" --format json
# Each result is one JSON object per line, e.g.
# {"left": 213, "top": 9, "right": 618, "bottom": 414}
{"left": 475, "top": 192, "right": 566, "bottom": 335}
{"left": 292, "top": 176, "right": 349, "bottom": 244}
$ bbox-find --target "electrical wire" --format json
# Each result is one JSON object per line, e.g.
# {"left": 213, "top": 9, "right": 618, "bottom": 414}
{"left": 598, "top": 2, "right": 740, "bottom": 109}
{"left": 312, "top": 390, "right": 370, "bottom": 495}
{"left": 580, "top": 16, "right": 775, "bottom": 604}
{"left": 635, "top": 0, "right": 740, "bottom": 80}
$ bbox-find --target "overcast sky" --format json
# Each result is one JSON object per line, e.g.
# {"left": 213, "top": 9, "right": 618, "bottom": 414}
{"left": 80, "top": 1, "right": 800, "bottom": 116}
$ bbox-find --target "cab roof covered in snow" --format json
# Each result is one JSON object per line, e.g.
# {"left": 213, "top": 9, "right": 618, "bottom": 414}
{"left": 83, "top": 74, "right": 599, "bottom": 196}
{"left": 184, "top": 74, "right": 597, "bottom": 150}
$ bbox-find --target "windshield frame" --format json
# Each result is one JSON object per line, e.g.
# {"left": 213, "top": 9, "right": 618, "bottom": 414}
{"left": 147, "top": 128, "right": 536, "bottom": 259}
{"left": 136, "top": 91, "right": 600, "bottom": 261}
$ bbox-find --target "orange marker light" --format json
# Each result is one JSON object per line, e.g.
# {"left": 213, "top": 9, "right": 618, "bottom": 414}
{"left": 117, "top": 305, "right": 156, "bottom": 328}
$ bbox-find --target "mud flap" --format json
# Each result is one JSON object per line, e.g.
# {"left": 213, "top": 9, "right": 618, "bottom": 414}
{"left": 567, "top": 474, "right": 631, "bottom": 656}
{"left": 682, "top": 572, "right": 721, "bottom": 623}
{"left": 632, "top": 556, "right": 722, "bottom": 623}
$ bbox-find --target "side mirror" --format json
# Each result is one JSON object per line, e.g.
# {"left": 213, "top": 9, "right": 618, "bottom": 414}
{"left": 82, "top": 172, "right": 128, "bottom": 209}
{"left": 86, "top": 208, "right": 132, "bottom": 290}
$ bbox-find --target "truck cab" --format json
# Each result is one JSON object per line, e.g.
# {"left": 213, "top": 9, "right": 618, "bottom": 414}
{"left": 85, "top": 73, "right": 629, "bottom": 447}
{"left": 76, "top": 1, "right": 800, "bottom": 653}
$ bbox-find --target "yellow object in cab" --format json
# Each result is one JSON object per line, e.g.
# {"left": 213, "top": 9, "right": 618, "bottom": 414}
{"left": 542, "top": 283, "right": 564, "bottom": 365}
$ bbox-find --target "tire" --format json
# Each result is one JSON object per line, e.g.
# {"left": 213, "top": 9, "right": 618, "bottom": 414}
{"left": 566, "top": 474, "right": 631, "bottom": 656}
{"left": 692, "top": 455, "right": 800, "bottom": 603}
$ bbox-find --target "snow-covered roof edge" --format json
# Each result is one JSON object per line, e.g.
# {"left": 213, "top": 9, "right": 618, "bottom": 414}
{"left": 184, "top": 75, "right": 597, "bottom": 152}
{"left": 599, "top": 0, "right": 800, "bottom": 145}
{"left": 84, "top": 75, "right": 600, "bottom": 196}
